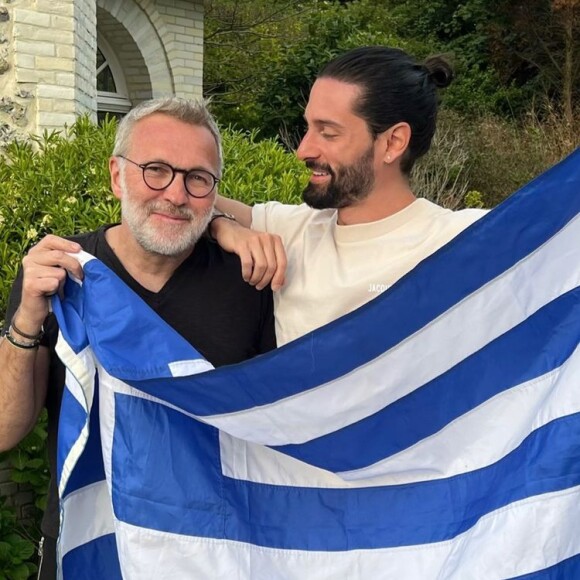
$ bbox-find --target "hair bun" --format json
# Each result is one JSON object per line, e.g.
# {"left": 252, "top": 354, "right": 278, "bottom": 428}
{"left": 423, "top": 54, "right": 454, "bottom": 89}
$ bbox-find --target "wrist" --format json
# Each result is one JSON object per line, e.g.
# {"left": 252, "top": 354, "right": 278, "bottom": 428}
{"left": 12, "top": 308, "right": 46, "bottom": 339}
{"left": 208, "top": 211, "right": 237, "bottom": 242}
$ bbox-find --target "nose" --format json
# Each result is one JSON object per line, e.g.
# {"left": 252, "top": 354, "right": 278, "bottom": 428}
{"left": 296, "top": 129, "right": 318, "bottom": 162}
{"left": 161, "top": 173, "right": 189, "bottom": 206}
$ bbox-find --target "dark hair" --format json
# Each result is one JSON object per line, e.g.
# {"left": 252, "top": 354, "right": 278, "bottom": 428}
{"left": 318, "top": 47, "right": 454, "bottom": 175}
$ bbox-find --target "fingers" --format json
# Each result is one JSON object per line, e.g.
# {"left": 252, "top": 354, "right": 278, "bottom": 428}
{"left": 270, "top": 236, "right": 287, "bottom": 292}
{"left": 244, "top": 233, "right": 286, "bottom": 291}
{"left": 212, "top": 222, "right": 287, "bottom": 291}
{"left": 18, "top": 235, "right": 83, "bottom": 323}
{"left": 24, "top": 235, "right": 83, "bottom": 280}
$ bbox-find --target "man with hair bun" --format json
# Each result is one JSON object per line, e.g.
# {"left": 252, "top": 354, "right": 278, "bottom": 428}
{"left": 212, "top": 46, "right": 488, "bottom": 345}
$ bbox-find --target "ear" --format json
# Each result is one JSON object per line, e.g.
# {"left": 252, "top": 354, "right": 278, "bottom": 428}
{"left": 109, "top": 156, "right": 123, "bottom": 200}
{"left": 378, "top": 122, "right": 411, "bottom": 165}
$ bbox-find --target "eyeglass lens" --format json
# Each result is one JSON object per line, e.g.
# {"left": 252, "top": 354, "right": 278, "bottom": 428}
{"left": 142, "top": 162, "right": 216, "bottom": 197}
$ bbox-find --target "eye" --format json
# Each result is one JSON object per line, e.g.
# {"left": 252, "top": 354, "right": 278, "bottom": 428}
{"left": 320, "top": 131, "right": 338, "bottom": 140}
{"left": 186, "top": 170, "right": 213, "bottom": 188}
{"left": 144, "top": 163, "right": 171, "bottom": 177}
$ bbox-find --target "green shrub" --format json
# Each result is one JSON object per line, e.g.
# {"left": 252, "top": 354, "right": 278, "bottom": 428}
{"left": 462, "top": 108, "right": 579, "bottom": 207}
{"left": 0, "top": 496, "right": 37, "bottom": 580}
{"left": 411, "top": 110, "right": 471, "bottom": 209}
{"left": 220, "top": 128, "right": 308, "bottom": 205}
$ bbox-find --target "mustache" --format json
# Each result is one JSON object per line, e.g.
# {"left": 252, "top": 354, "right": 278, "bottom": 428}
{"left": 145, "top": 202, "right": 194, "bottom": 220}
{"left": 305, "top": 160, "right": 335, "bottom": 177}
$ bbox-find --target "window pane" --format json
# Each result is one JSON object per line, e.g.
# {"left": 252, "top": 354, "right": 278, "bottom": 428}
{"left": 97, "top": 47, "right": 106, "bottom": 69}
{"left": 97, "top": 66, "right": 117, "bottom": 93}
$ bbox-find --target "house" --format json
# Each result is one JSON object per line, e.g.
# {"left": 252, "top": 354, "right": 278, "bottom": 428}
{"left": 0, "top": 0, "right": 204, "bottom": 524}
{"left": 0, "top": 0, "right": 204, "bottom": 148}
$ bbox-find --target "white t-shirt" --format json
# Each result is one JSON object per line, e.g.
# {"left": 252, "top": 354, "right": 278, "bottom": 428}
{"left": 252, "top": 199, "right": 488, "bottom": 346}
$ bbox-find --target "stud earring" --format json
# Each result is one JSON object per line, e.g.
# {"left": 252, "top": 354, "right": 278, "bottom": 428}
{"left": 386, "top": 155, "right": 391, "bottom": 163}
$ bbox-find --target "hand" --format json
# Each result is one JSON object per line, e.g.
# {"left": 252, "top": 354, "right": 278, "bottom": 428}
{"left": 211, "top": 219, "right": 287, "bottom": 291}
{"left": 16, "top": 235, "right": 83, "bottom": 330}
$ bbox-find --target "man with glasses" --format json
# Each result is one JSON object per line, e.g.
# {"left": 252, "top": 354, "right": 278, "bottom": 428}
{"left": 0, "top": 97, "right": 275, "bottom": 579}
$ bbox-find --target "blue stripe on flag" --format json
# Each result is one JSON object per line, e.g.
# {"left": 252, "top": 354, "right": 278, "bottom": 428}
{"left": 61, "top": 378, "right": 105, "bottom": 498}
{"left": 57, "top": 387, "right": 88, "bottom": 489}
{"left": 61, "top": 534, "right": 122, "bottom": 579}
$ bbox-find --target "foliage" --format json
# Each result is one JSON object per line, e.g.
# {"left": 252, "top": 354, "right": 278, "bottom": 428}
{"left": 462, "top": 106, "right": 578, "bottom": 207}
{"left": 221, "top": 128, "right": 308, "bottom": 204}
{"left": 206, "top": 0, "right": 435, "bottom": 140}
{"left": 206, "top": 0, "right": 578, "bottom": 128}
{"left": 204, "top": 0, "right": 312, "bottom": 130}
{"left": 3, "top": 413, "right": 49, "bottom": 513}
{"left": 411, "top": 111, "right": 471, "bottom": 210}
{"left": 0, "top": 116, "right": 118, "bottom": 321}
{"left": 0, "top": 496, "right": 37, "bottom": 580}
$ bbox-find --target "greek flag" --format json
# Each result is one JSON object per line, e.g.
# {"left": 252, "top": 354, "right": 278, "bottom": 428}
{"left": 54, "top": 149, "right": 580, "bottom": 579}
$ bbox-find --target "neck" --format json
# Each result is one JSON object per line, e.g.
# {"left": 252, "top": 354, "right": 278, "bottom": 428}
{"left": 336, "top": 180, "right": 416, "bottom": 226}
{"left": 105, "top": 223, "right": 193, "bottom": 292}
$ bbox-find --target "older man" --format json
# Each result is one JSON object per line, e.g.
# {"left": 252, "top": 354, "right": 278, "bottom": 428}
{"left": 0, "top": 97, "right": 275, "bottom": 579}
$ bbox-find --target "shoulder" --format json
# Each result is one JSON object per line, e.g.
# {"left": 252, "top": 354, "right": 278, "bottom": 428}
{"left": 251, "top": 202, "right": 336, "bottom": 236}
{"left": 417, "top": 199, "right": 489, "bottom": 230}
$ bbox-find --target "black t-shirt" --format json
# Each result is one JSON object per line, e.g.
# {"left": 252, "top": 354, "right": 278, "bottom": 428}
{"left": 4, "top": 225, "right": 276, "bottom": 538}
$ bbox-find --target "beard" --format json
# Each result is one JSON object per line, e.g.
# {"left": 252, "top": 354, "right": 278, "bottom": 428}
{"left": 302, "top": 145, "right": 376, "bottom": 210}
{"left": 120, "top": 172, "right": 213, "bottom": 256}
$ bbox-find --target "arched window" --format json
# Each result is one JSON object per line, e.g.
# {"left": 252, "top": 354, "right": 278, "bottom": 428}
{"left": 97, "top": 34, "right": 131, "bottom": 122}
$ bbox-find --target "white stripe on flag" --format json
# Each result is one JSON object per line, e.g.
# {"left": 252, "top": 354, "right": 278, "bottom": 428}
{"left": 59, "top": 480, "right": 115, "bottom": 557}
{"left": 55, "top": 338, "right": 95, "bottom": 496}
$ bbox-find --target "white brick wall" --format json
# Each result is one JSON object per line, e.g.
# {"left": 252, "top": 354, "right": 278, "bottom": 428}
{"left": 0, "top": 0, "right": 204, "bottom": 143}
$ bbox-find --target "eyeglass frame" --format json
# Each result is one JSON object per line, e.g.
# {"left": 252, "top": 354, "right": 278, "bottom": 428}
{"left": 116, "top": 155, "right": 220, "bottom": 198}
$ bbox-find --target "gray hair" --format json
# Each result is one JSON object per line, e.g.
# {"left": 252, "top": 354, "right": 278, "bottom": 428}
{"left": 112, "top": 97, "right": 223, "bottom": 176}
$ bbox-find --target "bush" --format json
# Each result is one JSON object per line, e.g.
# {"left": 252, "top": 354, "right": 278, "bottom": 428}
{"left": 0, "top": 496, "right": 37, "bottom": 580}
{"left": 462, "top": 107, "right": 579, "bottom": 207}
{"left": 220, "top": 128, "right": 307, "bottom": 205}
{"left": 411, "top": 110, "right": 471, "bottom": 210}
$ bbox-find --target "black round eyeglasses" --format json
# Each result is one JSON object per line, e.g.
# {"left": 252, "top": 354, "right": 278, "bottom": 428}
{"left": 118, "top": 156, "right": 220, "bottom": 198}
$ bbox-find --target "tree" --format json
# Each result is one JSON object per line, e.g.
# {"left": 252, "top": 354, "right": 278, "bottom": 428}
{"left": 490, "top": 0, "right": 579, "bottom": 124}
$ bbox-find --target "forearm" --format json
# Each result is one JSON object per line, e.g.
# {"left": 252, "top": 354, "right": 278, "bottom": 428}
{"left": 0, "top": 318, "right": 48, "bottom": 451}
{"left": 215, "top": 194, "right": 253, "bottom": 228}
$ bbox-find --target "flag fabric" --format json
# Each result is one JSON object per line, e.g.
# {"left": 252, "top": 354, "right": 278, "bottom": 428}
{"left": 54, "top": 149, "right": 580, "bottom": 580}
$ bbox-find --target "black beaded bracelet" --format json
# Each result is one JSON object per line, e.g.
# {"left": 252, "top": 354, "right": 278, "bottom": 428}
{"left": 11, "top": 318, "right": 44, "bottom": 341}
{"left": 209, "top": 212, "right": 236, "bottom": 226}
{"left": 2, "top": 328, "right": 40, "bottom": 350}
